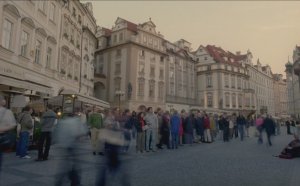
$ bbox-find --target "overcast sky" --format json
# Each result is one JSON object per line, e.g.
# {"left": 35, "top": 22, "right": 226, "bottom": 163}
{"left": 86, "top": 1, "right": 300, "bottom": 76}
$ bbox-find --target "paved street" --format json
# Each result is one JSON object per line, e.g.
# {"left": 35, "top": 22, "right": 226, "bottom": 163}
{"left": 1, "top": 127, "right": 300, "bottom": 186}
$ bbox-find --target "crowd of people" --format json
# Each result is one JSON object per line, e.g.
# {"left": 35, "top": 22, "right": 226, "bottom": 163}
{"left": 2, "top": 93, "right": 300, "bottom": 185}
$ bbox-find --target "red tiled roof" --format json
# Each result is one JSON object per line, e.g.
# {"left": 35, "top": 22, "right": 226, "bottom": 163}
{"left": 122, "top": 18, "right": 137, "bottom": 33}
{"left": 102, "top": 27, "right": 112, "bottom": 36}
{"left": 205, "top": 45, "right": 245, "bottom": 67}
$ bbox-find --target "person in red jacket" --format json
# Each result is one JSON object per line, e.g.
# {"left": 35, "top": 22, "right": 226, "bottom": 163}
{"left": 204, "top": 114, "right": 212, "bottom": 143}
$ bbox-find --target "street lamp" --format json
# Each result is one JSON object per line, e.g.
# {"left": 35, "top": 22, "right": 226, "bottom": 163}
{"left": 115, "top": 90, "right": 125, "bottom": 114}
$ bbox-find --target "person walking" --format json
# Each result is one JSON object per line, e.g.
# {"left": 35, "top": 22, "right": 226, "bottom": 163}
{"left": 195, "top": 111, "right": 204, "bottom": 143}
{"left": 36, "top": 105, "right": 57, "bottom": 161}
{"left": 263, "top": 115, "right": 275, "bottom": 146}
{"left": 170, "top": 111, "right": 180, "bottom": 149}
{"left": 219, "top": 114, "right": 229, "bottom": 142}
{"left": 157, "top": 112, "right": 170, "bottom": 149}
{"left": 236, "top": 113, "right": 246, "bottom": 141}
{"left": 286, "top": 120, "right": 292, "bottom": 135}
{"left": 184, "top": 113, "right": 195, "bottom": 145}
{"left": 0, "top": 95, "right": 16, "bottom": 174}
{"left": 229, "top": 115, "right": 234, "bottom": 139}
{"left": 255, "top": 115, "right": 264, "bottom": 144}
{"left": 16, "top": 105, "right": 33, "bottom": 159}
{"left": 88, "top": 110, "right": 104, "bottom": 155}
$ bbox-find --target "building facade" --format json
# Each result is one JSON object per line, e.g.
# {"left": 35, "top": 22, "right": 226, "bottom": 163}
{"left": 95, "top": 18, "right": 167, "bottom": 111}
{"left": 285, "top": 46, "right": 300, "bottom": 119}
{"left": 194, "top": 45, "right": 256, "bottom": 115}
{"left": 247, "top": 60, "right": 275, "bottom": 116}
{"left": 165, "top": 39, "right": 197, "bottom": 112}
{"left": 0, "top": 0, "right": 107, "bottom": 110}
{"left": 273, "top": 74, "right": 288, "bottom": 117}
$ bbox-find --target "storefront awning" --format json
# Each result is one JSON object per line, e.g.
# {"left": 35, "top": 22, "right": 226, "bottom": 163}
{"left": 60, "top": 90, "right": 110, "bottom": 109}
{"left": 0, "top": 75, "right": 53, "bottom": 94}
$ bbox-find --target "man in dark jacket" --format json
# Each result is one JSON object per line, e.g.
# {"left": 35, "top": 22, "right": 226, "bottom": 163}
{"left": 220, "top": 114, "right": 229, "bottom": 142}
{"left": 36, "top": 105, "right": 57, "bottom": 161}
{"left": 236, "top": 114, "right": 246, "bottom": 141}
{"left": 196, "top": 111, "right": 204, "bottom": 143}
{"left": 286, "top": 120, "right": 291, "bottom": 135}
{"left": 263, "top": 115, "right": 275, "bottom": 146}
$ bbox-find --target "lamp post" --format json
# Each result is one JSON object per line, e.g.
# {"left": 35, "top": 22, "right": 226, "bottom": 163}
{"left": 115, "top": 90, "right": 125, "bottom": 114}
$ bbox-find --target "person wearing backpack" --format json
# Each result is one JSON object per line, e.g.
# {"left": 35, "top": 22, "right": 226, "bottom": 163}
{"left": 16, "top": 105, "right": 33, "bottom": 159}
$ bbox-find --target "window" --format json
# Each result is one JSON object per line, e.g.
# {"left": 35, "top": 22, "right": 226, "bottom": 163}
{"left": 63, "top": 19, "right": 69, "bottom": 36}
{"left": 232, "top": 93, "right": 236, "bottom": 107}
{"left": 46, "top": 47, "right": 52, "bottom": 68}
{"left": 207, "top": 92, "right": 213, "bottom": 107}
{"left": 49, "top": 3, "right": 56, "bottom": 22}
{"left": 224, "top": 74, "right": 229, "bottom": 87}
{"left": 143, "top": 36, "right": 147, "bottom": 43}
{"left": 238, "top": 94, "right": 243, "bottom": 107}
{"left": 139, "top": 61, "right": 145, "bottom": 73}
{"left": 20, "top": 31, "right": 29, "bottom": 56}
{"left": 78, "top": 15, "right": 81, "bottom": 24}
{"left": 150, "top": 66, "right": 155, "bottom": 77}
{"left": 119, "top": 33, "right": 123, "bottom": 41}
{"left": 113, "top": 34, "right": 117, "bottom": 43}
{"left": 34, "top": 40, "right": 42, "bottom": 64}
{"left": 225, "top": 92, "right": 230, "bottom": 107}
{"left": 72, "top": 7, "right": 76, "bottom": 17}
{"left": 237, "top": 77, "right": 241, "bottom": 89}
{"left": 70, "top": 28, "right": 74, "bottom": 44}
{"left": 38, "top": 1, "right": 45, "bottom": 12}
{"left": 115, "top": 63, "right": 121, "bottom": 75}
{"left": 159, "top": 69, "right": 164, "bottom": 79}
{"left": 114, "top": 78, "right": 121, "bottom": 91}
{"left": 61, "top": 53, "right": 67, "bottom": 73}
{"left": 158, "top": 83, "right": 164, "bottom": 99}
{"left": 231, "top": 75, "right": 235, "bottom": 88}
{"left": 139, "top": 50, "right": 145, "bottom": 57}
{"left": 68, "top": 58, "right": 73, "bottom": 78}
{"left": 149, "top": 81, "right": 155, "bottom": 98}
{"left": 74, "top": 63, "right": 79, "bottom": 80}
{"left": 2, "top": 19, "right": 13, "bottom": 49}
{"left": 160, "top": 56, "right": 164, "bottom": 63}
{"left": 138, "top": 78, "right": 145, "bottom": 96}
{"left": 116, "top": 49, "right": 121, "bottom": 57}
{"left": 206, "top": 74, "right": 212, "bottom": 87}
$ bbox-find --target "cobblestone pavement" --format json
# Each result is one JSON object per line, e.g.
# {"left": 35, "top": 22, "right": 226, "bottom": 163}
{"left": 1, "top": 127, "right": 300, "bottom": 186}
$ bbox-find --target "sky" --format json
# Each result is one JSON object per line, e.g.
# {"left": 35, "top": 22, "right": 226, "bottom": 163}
{"left": 85, "top": 1, "right": 300, "bottom": 76}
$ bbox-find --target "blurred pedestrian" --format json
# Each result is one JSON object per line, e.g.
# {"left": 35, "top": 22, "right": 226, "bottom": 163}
{"left": 170, "top": 110, "right": 180, "bottom": 149}
{"left": 0, "top": 95, "right": 16, "bottom": 173}
{"left": 135, "top": 112, "right": 145, "bottom": 153}
{"left": 144, "top": 107, "right": 158, "bottom": 152}
{"left": 236, "top": 113, "right": 246, "bottom": 141}
{"left": 263, "top": 115, "right": 275, "bottom": 146}
{"left": 54, "top": 113, "right": 88, "bottom": 186}
{"left": 36, "top": 104, "right": 57, "bottom": 161}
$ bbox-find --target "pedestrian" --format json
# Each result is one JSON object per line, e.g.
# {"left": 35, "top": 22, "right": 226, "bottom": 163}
{"left": 229, "top": 115, "right": 234, "bottom": 139}
{"left": 184, "top": 113, "right": 195, "bottom": 145}
{"left": 180, "top": 110, "right": 187, "bottom": 145}
{"left": 144, "top": 107, "right": 158, "bottom": 152}
{"left": 54, "top": 113, "right": 88, "bottom": 186}
{"left": 135, "top": 112, "right": 145, "bottom": 153}
{"left": 209, "top": 113, "right": 216, "bottom": 141}
{"left": 170, "top": 111, "right": 180, "bottom": 149}
{"left": 220, "top": 114, "right": 229, "bottom": 142}
{"left": 286, "top": 120, "right": 292, "bottom": 135}
{"left": 218, "top": 115, "right": 224, "bottom": 141}
{"left": 157, "top": 111, "right": 170, "bottom": 149}
{"left": 204, "top": 114, "right": 212, "bottom": 143}
{"left": 36, "top": 104, "right": 57, "bottom": 161}
{"left": 96, "top": 110, "right": 130, "bottom": 186}
{"left": 236, "top": 113, "right": 246, "bottom": 141}
{"left": 88, "top": 109, "right": 104, "bottom": 155}
{"left": 232, "top": 113, "right": 238, "bottom": 138}
{"left": 123, "top": 109, "right": 133, "bottom": 152}
{"left": 16, "top": 105, "right": 33, "bottom": 159}
{"left": 0, "top": 95, "right": 16, "bottom": 174}
{"left": 256, "top": 114, "right": 264, "bottom": 144}
{"left": 262, "top": 115, "right": 275, "bottom": 146}
{"left": 195, "top": 111, "right": 204, "bottom": 143}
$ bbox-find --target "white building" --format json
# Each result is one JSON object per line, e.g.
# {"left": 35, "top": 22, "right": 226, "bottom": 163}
{"left": 165, "top": 39, "right": 197, "bottom": 112}
{"left": 247, "top": 60, "right": 275, "bottom": 116}
{"left": 273, "top": 74, "right": 288, "bottom": 117}
{"left": 95, "top": 17, "right": 167, "bottom": 111}
{"left": 285, "top": 46, "right": 300, "bottom": 119}
{"left": 0, "top": 0, "right": 108, "bottom": 110}
{"left": 194, "top": 45, "right": 256, "bottom": 115}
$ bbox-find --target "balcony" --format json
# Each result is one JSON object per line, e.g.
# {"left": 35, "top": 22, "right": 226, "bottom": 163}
{"left": 243, "top": 88, "right": 255, "bottom": 93}
{"left": 166, "top": 95, "right": 196, "bottom": 105}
